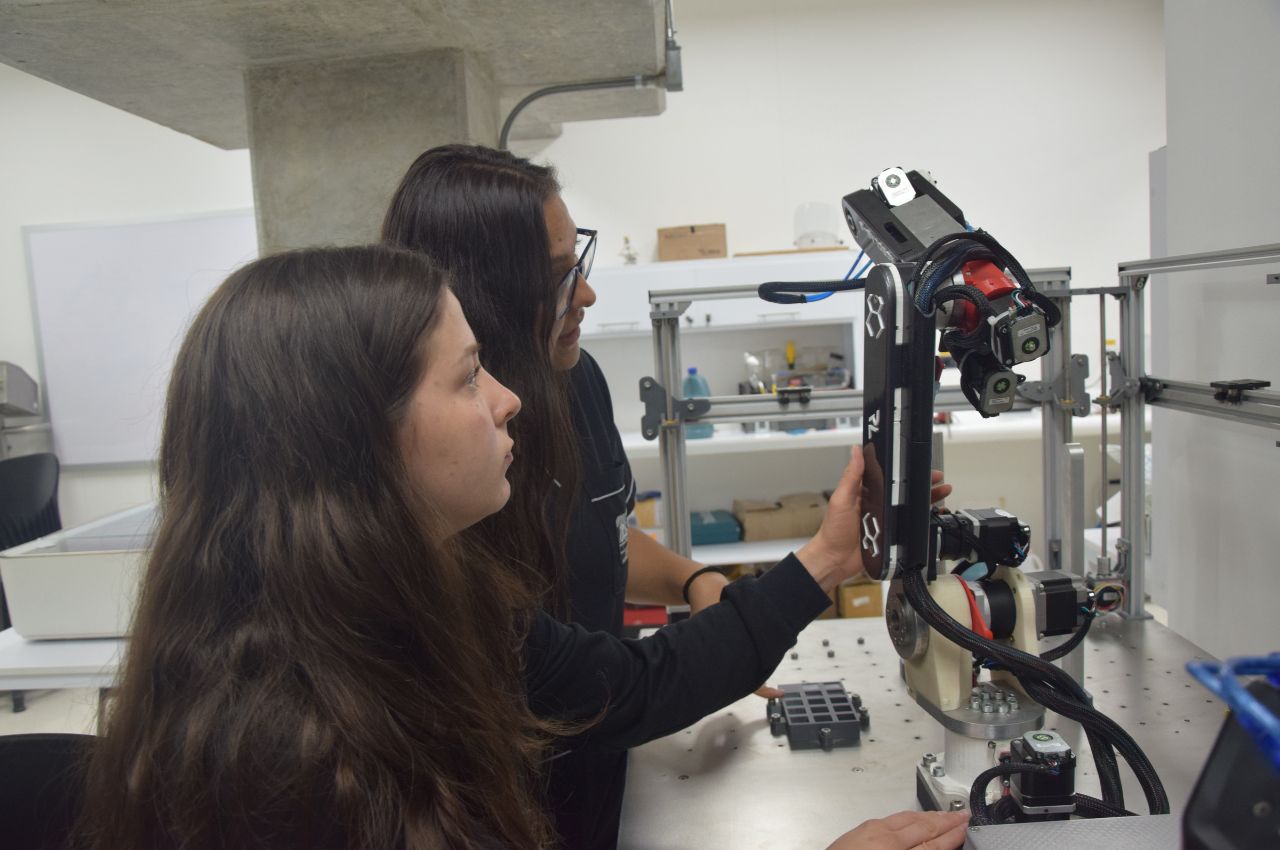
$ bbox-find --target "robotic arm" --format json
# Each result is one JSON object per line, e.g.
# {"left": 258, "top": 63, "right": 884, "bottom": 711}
{"left": 844, "top": 167, "right": 1166, "bottom": 822}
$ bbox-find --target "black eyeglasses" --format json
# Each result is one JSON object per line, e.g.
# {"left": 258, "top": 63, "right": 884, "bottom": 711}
{"left": 555, "top": 228, "right": 597, "bottom": 320}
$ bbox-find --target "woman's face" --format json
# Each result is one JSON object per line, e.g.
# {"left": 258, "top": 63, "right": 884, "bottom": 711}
{"left": 399, "top": 290, "right": 522, "bottom": 536}
{"left": 545, "top": 193, "right": 597, "bottom": 372}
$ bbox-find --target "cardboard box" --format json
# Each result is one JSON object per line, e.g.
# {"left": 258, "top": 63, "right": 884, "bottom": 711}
{"left": 837, "top": 580, "right": 884, "bottom": 619}
{"left": 633, "top": 494, "right": 662, "bottom": 528}
{"left": 658, "top": 223, "right": 727, "bottom": 261}
{"left": 732, "top": 492, "right": 825, "bottom": 542}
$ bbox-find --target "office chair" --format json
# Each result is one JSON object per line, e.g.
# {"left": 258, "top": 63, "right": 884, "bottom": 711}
{"left": 0, "top": 453, "right": 62, "bottom": 713}
{"left": 0, "top": 733, "right": 93, "bottom": 850}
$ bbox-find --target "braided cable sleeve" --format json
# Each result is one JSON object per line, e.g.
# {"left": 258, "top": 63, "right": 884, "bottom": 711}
{"left": 1074, "top": 794, "right": 1136, "bottom": 818}
{"left": 1022, "top": 679, "right": 1168, "bottom": 814}
{"left": 903, "top": 568, "right": 1157, "bottom": 811}
{"left": 1040, "top": 612, "right": 1095, "bottom": 662}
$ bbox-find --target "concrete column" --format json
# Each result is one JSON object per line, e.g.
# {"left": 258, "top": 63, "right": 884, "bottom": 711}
{"left": 246, "top": 49, "right": 498, "bottom": 253}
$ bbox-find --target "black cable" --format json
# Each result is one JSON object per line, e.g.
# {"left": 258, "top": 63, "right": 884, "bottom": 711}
{"left": 1086, "top": 729, "right": 1125, "bottom": 809}
{"left": 907, "top": 230, "right": 1061, "bottom": 330}
{"left": 920, "top": 569, "right": 1124, "bottom": 810}
{"left": 757, "top": 279, "right": 865, "bottom": 304}
{"left": 969, "top": 763, "right": 1060, "bottom": 826}
{"left": 1040, "top": 610, "right": 1096, "bottom": 662}
{"left": 902, "top": 568, "right": 1168, "bottom": 814}
{"left": 988, "top": 795, "right": 1021, "bottom": 824}
{"left": 1021, "top": 678, "right": 1168, "bottom": 814}
{"left": 1074, "top": 794, "right": 1136, "bottom": 818}
{"left": 902, "top": 569, "right": 1089, "bottom": 703}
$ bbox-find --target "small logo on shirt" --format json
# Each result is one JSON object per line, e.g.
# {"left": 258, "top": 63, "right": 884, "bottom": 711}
{"left": 616, "top": 513, "right": 629, "bottom": 564}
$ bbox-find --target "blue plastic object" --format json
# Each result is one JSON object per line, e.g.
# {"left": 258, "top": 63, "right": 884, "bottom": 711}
{"left": 689, "top": 510, "right": 741, "bottom": 545}
{"left": 682, "top": 367, "right": 714, "bottom": 439}
{"left": 1187, "top": 653, "right": 1280, "bottom": 772}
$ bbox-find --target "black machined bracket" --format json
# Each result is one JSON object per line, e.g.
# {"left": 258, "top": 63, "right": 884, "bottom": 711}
{"left": 639, "top": 377, "right": 710, "bottom": 440}
{"left": 1209, "top": 379, "right": 1272, "bottom": 404}
{"left": 1019, "top": 353, "right": 1091, "bottom": 416}
{"left": 767, "top": 681, "right": 870, "bottom": 752}
{"left": 777, "top": 385, "right": 813, "bottom": 405}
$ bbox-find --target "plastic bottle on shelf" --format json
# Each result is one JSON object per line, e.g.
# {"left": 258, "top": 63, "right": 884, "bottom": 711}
{"left": 682, "top": 367, "right": 715, "bottom": 439}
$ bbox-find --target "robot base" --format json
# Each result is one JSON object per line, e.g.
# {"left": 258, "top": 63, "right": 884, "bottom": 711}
{"left": 914, "top": 727, "right": 1013, "bottom": 814}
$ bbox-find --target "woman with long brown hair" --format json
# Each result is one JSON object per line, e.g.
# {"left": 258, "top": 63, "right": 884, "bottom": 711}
{"left": 77, "top": 245, "right": 965, "bottom": 850}
{"left": 380, "top": 146, "right": 955, "bottom": 850}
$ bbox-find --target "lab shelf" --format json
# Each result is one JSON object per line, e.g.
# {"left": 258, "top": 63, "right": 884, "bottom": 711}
{"left": 620, "top": 410, "right": 1130, "bottom": 462}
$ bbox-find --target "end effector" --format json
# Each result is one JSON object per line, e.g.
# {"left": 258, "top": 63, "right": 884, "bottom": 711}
{"left": 844, "top": 167, "right": 1060, "bottom": 417}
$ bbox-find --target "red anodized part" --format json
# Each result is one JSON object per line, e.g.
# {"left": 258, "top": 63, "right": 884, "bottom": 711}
{"left": 947, "top": 260, "right": 1016, "bottom": 332}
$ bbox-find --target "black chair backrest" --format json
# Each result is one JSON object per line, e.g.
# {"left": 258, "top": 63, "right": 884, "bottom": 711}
{"left": 0, "top": 453, "right": 62, "bottom": 553}
{"left": 0, "top": 733, "right": 94, "bottom": 850}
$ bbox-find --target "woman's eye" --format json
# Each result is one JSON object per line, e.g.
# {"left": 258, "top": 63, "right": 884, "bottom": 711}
{"left": 467, "top": 365, "right": 481, "bottom": 387}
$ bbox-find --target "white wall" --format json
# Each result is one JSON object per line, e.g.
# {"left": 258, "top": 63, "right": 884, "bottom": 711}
{"left": 4, "top": 0, "right": 1168, "bottom": 531}
{"left": 531, "top": 0, "right": 1167, "bottom": 366}
{"left": 0, "top": 64, "right": 254, "bottom": 526}
{"left": 1151, "top": 0, "right": 1280, "bottom": 658}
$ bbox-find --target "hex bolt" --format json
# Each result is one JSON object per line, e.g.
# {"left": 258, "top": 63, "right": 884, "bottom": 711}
{"left": 819, "top": 727, "right": 834, "bottom": 752}
{"left": 922, "top": 753, "right": 937, "bottom": 766}
{"left": 997, "top": 703, "right": 1010, "bottom": 715}
{"left": 969, "top": 698, "right": 981, "bottom": 710}
{"left": 931, "top": 764, "right": 946, "bottom": 777}
{"left": 949, "top": 800, "right": 966, "bottom": 812}
{"left": 981, "top": 703, "right": 996, "bottom": 714}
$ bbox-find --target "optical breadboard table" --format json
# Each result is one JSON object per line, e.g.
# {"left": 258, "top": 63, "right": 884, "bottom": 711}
{"left": 618, "top": 616, "right": 1224, "bottom": 849}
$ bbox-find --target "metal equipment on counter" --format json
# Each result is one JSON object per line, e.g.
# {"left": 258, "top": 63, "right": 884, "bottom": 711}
{"left": 634, "top": 165, "right": 1280, "bottom": 847}
{"left": 0, "top": 362, "right": 52, "bottom": 459}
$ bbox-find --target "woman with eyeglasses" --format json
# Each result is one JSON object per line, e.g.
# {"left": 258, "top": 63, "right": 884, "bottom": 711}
{"left": 381, "top": 147, "right": 953, "bottom": 850}
{"left": 382, "top": 146, "right": 740, "bottom": 850}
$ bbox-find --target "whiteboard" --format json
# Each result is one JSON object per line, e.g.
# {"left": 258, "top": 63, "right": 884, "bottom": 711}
{"left": 24, "top": 211, "right": 258, "bottom": 465}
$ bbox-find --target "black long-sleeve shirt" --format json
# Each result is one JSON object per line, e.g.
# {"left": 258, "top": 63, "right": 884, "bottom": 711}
{"left": 526, "top": 551, "right": 830, "bottom": 751}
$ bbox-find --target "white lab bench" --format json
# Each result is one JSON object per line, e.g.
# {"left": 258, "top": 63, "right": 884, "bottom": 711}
{"left": 618, "top": 616, "right": 1220, "bottom": 849}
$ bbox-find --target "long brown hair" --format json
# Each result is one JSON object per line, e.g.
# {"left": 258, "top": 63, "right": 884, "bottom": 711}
{"left": 80, "top": 247, "right": 557, "bottom": 850}
{"left": 381, "top": 145, "right": 580, "bottom": 614}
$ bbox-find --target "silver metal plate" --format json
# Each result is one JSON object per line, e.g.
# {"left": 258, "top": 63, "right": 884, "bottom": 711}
{"left": 619, "top": 616, "right": 1220, "bottom": 849}
{"left": 964, "top": 814, "right": 1179, "bottom": 849}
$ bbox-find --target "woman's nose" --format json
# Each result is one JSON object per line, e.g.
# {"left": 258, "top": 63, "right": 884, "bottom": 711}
{"left": 574, "top": 272, "right": 597, "bottom": 310}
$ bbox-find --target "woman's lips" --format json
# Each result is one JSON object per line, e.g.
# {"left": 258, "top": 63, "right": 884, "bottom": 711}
{"left": 559, "top": 325, "right": 580, "bottom": 345}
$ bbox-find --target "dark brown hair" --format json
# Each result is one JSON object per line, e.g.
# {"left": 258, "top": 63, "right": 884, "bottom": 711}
{"left": 79, "top": 246, "right": 556, "bottom": 850}
{"left": 381, "top": 145, "right": 580, "bottom": 614}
